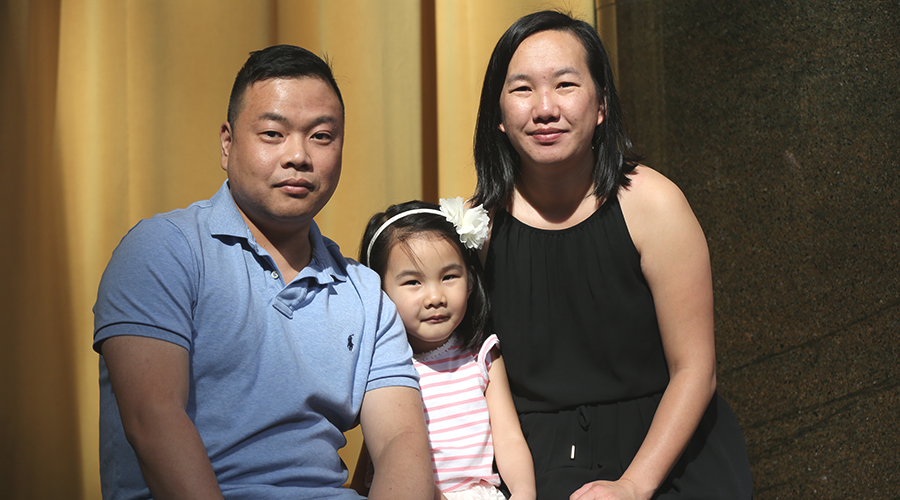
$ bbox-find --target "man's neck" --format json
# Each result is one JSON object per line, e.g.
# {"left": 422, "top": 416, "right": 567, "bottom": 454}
{"left": 240, "top": 212, "right": 314, "bottom": 284}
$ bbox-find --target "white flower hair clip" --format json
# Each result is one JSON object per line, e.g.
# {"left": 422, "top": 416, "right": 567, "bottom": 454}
{"left": 366, "top": 197, "right": 490, "bottom": 264}
{"left": 438, "top": 197, "right": 490, "bottom": 250}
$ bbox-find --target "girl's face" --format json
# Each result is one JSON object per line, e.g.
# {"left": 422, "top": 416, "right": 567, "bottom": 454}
{"left": 498, "top": 29, "right": 602, "bottom": 172}
{"left": 382, "top": 234, "right": 471, "bottom": 354}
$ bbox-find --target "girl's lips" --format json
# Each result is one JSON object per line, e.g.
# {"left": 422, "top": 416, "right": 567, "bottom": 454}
{"left": 424, "top": 315, "right": 449, "bottom": 323}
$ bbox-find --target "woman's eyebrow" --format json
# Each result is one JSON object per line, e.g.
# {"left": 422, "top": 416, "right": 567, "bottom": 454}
{"left": 505, "top": 66, "right": 581, "bottom": 85}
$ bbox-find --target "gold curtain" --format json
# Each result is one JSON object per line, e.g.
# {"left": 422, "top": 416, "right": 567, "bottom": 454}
{"left": 0, "top": 1, "right": 594, "bottom": 498}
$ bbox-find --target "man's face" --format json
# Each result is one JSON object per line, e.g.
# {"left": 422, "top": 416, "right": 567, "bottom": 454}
{"left": 220, "top": 77, "right": 344, "bottom": 234}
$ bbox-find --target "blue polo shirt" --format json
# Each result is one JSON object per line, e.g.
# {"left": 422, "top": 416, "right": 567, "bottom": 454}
{"left": 94, "top": 181, "right": 418, "bottom": 500}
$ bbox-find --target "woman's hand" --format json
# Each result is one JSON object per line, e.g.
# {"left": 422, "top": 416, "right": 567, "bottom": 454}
{"left": 569, "top": 478, "right": 646, "bottom": 500}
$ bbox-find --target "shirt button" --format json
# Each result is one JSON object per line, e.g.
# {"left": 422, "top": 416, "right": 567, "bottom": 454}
{"left": 271, "top": 271, "right": 279, "bottom": 280}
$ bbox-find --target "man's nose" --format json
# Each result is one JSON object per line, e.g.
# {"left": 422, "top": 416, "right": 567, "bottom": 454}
{"left": 284, "top": 136, "right": 311, "bottom": 169}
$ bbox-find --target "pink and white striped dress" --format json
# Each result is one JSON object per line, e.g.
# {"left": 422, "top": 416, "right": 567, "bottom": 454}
{"left": 413, "top": 333, "right": 501, "bottom": 494}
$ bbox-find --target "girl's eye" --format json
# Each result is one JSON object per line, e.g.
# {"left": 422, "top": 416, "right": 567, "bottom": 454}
{"left": 443, "top": 274, "right": 459, "bottom": 282}
{"left": 402, "top": 279, "right": 420, "bottom": 286}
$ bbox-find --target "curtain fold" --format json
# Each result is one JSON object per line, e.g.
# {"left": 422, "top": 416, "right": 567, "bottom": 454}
{"left": 0, "top": 1, "right": 597, "bottom": 497}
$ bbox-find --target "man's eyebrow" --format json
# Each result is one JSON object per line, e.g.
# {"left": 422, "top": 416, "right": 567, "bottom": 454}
{"left": 257, "top": 112, "right": 339, "bottom": 128}
{"left": 258, "top": 112, "right": 289, "bottom": 125}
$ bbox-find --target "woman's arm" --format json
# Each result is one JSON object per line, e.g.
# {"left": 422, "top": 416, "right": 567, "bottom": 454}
{"left": 486, "top": 350, "right": 537, "bottom": 500}
{"left": 572, "top": 166, "right": 717, "bottom": 500}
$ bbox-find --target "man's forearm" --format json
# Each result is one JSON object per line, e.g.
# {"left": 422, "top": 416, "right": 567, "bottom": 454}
{"left": 366, "top": 427, "right": 433, "bottom": 500}
{"left": 126, "top": 407, "right": 224, "bottom": 500}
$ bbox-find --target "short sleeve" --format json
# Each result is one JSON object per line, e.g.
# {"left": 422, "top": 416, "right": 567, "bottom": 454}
{"left": 93, "top": 217, "right": 197, "bottom": 353}
{"left": 364, "top": 290, "right": 419, "bottom": 392}
{"left": 477, "top": 334, "right": 500, "bottom": 380}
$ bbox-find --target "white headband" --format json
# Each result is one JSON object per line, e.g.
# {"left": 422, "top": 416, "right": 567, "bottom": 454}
{"left": 365, "top": 197, "right": 490, "bottom": 265}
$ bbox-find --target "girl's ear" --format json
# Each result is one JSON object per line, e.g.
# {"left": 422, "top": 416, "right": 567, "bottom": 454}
{"left": 467, "top": 267, "right": 475, "bottom": 298}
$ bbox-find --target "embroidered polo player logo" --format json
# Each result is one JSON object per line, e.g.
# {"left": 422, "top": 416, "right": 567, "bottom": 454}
{"left": 347, "top": 334, "right": 354, "bottom": 351}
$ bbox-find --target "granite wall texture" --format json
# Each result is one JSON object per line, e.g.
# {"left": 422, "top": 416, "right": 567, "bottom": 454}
{"left": 608, "top": 1, "right": 899, "bottom": 498}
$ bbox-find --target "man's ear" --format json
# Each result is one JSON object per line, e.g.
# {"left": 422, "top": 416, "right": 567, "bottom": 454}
{"left": 220, "top": 122, "right": 233, "bottom": 172}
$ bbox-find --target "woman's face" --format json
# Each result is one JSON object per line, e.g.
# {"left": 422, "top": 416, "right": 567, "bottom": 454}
{"left": 498, "top": 30, "right": 603, "bottom": 172}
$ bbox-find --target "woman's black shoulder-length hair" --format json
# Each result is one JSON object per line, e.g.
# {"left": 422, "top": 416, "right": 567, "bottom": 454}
{"left": 472, "top": 10, "right": 641, "bottom": 211}
{"left": 359, "top": 201, "right": 490, "bottom": 351}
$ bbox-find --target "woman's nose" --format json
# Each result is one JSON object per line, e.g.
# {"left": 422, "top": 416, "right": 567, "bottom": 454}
{"left": 534, "top": 90, "right": 560, "bottom": 123}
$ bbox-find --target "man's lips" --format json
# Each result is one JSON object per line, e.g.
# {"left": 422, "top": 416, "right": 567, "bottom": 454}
{"left": 275, "top": 178, "right": 314, "bottom": 194}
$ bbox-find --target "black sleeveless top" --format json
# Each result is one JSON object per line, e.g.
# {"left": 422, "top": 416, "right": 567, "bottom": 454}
{"left": 486, "top": 199, "right": 668, "bottom": 413}
{"left": 486, "top": 198, "right": 754, "bottom": 499}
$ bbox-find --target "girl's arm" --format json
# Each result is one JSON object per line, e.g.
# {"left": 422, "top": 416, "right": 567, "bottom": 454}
{"left": 485, "top": 349, "right": 537, "bottom": 500}
{"left": 572, "top": 166, "right": 717, "bottom": 500}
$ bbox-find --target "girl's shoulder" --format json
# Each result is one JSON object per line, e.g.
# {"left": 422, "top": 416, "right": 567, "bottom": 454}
{"left": 476, "top": 334, "right": 500, "bottom": 378}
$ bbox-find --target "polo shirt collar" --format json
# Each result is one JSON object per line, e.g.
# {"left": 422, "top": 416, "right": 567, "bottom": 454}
{"left": 207, "top": 180, "right": 346, "bottom": 287}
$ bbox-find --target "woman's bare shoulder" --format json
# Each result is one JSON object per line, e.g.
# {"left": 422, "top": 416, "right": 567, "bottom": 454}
{"left": 621, "top": 165, "right": 687, "bottom": 208}
{"left": 619, "top": 165, "right": 700, "bottom": 253}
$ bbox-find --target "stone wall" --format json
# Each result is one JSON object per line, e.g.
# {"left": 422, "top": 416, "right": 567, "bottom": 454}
{"left": 610, "top": 1, "right": 899, "bottom": 498}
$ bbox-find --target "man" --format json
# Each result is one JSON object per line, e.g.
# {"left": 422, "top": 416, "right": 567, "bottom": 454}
{"left": 94, "top": 45, "right": 433, "bottom": 499}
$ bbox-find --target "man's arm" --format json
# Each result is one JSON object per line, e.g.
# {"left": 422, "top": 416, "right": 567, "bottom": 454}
{"left": 102, "top": 335, "right": 224, "bottom": 500}
{"left": 358, "top": 386, "right": 433, "bottom": 500}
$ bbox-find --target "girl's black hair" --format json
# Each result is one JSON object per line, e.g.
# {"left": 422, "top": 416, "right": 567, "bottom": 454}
{"left": 472, "top": 10, "right": 642, "bottom": 211}
{"left": 359, "top": 201, "right": 490, "bottom": 351}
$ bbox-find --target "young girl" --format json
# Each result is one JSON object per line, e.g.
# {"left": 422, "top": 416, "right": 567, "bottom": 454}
{"left": 358, "top": 199, "right": 536, "bottom": 500}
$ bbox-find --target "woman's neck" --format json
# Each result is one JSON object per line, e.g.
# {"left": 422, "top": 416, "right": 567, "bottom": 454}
{"left": 511, "top": 160, "right": 599, "bottom": 229}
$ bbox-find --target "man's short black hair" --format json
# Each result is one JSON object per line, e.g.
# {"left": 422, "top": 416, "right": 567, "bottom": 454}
{"left": 227, "top": 44, "right": 344, "bottom": 126}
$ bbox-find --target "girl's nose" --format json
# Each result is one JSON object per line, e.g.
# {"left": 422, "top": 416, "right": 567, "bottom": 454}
{"left": 424, "top": 284, "right": 446, "bottom": 308}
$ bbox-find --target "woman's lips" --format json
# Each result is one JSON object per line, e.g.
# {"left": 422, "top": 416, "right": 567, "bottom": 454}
{"left": 531, "top": 128, "right": 564, "bottom": 144}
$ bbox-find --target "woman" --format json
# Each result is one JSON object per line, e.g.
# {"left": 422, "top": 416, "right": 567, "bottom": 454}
{"left": 472, "top": 11, "right": 753, "bottom": 500}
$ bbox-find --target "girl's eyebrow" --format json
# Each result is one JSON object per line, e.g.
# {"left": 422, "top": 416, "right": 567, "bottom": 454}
{"left": 393, "top": 268, "right": 423, "bottom": 280}
{"left": 441, "top": 263, "right": 465, "bottom": 273}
